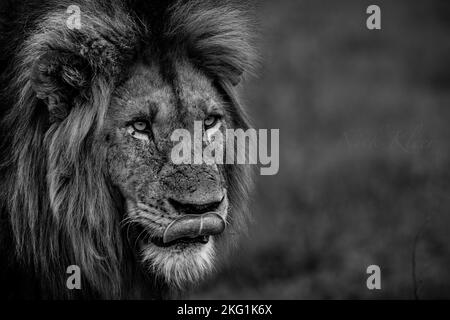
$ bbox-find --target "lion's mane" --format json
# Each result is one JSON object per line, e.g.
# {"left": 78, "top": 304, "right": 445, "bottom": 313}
{"left": 0, "top": 0, "right": 255, "bottom": 299}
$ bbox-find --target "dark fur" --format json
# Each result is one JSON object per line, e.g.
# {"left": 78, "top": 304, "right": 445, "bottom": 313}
{"left": 0, "top": 0, "right": 255, "bottom": 299}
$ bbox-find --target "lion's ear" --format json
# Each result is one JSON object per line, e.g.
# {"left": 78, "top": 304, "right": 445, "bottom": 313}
{"left": 30, "top": 51, "right": 92, "bottom": 112}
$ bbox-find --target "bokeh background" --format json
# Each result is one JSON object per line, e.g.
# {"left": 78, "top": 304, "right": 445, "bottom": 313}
{"left": 191, "top": 0, "right": 450, "bottom": 299}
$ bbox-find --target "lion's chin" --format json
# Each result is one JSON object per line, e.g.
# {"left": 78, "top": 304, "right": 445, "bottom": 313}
{"left": 140, "top": 238, "right": 215, "bottom": 289}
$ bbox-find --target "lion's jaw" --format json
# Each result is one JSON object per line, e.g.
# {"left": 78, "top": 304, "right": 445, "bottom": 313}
{"left": 140, "top": 236, "right": 216, "bottom": 288}
{"left": 126, "top": 195, "right": 229, "bottom": 289}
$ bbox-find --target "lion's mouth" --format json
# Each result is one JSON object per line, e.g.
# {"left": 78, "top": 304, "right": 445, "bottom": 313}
{"left": 158, "top": 212, "right": 225, "bottom": 247}
{"left": 150, "top": 235, "right": 210, "bottom": 247}
{"left": 136, "top": 212, "right": 226, "bottom": 249}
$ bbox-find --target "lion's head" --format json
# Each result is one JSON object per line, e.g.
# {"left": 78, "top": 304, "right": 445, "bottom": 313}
{"left": 107, "top": 60, "right": 236, "bottom": 286}
{"left": 0, "top": 0, "right": 255, "bottom": 299}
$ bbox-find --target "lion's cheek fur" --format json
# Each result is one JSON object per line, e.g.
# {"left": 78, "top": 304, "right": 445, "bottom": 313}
{"left": 105, "top": 128, "right": 163, "bottom": 200}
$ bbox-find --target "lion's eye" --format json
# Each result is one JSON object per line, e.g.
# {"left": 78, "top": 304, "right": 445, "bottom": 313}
{"left": 204, "top": 116, "right": 219, "bottom": 130}
{"left": 128, "top": 120, "right": 152, "bottom": 141}
{"left": 132, "top": 120, "right": 149, "bottom": 132}
{"left": 204, "top": 115, "right": 222, "bottom": 142}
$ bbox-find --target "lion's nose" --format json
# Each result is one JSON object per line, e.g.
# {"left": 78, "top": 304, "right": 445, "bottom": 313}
{"left": 160, "top": 164, "right": 225, "bottom": 209}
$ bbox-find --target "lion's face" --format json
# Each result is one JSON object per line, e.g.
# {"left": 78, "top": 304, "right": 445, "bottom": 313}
{"left": 104, "top": 61, "right": 229, "bottom": 286}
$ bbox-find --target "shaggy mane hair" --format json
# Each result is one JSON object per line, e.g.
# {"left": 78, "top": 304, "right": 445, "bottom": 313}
{"left": 0, "top": 0, "right": 256, "bottom": 299}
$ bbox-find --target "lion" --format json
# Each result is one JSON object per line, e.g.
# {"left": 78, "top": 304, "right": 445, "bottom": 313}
{"left": 0, "top": 0, "right": 256, "bottom": 299}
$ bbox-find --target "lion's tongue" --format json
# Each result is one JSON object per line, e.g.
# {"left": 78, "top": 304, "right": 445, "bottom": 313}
{"left": 162, "top": 212, "right": 226, "bottom": 244}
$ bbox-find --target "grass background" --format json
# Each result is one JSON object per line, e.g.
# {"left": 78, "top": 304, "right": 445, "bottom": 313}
{"left": 190, "top": 0, "right": 450, "bottom": 299}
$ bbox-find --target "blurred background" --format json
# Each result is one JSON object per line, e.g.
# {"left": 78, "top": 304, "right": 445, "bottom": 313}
{"left": 191, "top": 0, "right": 450, "bottom": 299}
